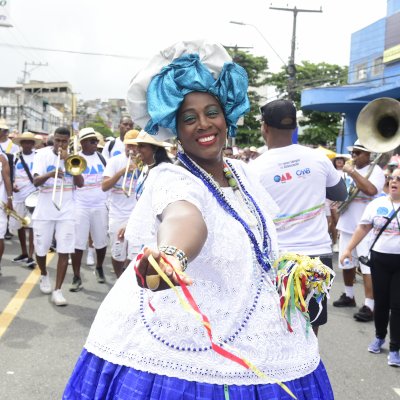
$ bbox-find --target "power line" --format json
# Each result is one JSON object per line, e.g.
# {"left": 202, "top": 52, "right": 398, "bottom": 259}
{"left": 0, "top": 42, "right": 145, "bottom": 60}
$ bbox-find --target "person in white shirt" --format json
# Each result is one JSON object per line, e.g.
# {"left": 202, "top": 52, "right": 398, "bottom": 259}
{"left": 0, "top": 152, "right": 13, "bottom": 276}
{"left": 333, "top": 140, "right": 385, "bottom": 322}
{"left": 69, "top": 127, "right": 108, "bottom": 290}
{"left": 0, "top": 121, "right": 20, "bottom": 155}
{"left": 10, "top": 132, "right": 40, "bottom": 268}
{"left": 340, "top": 168, "right": 400, "bottom": 367}
{"left": 32, "top": 126, "right": 84, "bottom": 306}
{"left": 102, "top": 116, "right": 134, "bottom": 161}
{"left": 102, "top": 129, "right": 140, "bottom": 277}
{"left": 251, "top": 99, "right": 347, "bottom": 336}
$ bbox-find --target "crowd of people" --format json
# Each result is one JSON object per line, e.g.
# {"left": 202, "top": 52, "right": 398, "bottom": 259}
{"left": 0, "top": 39, "right": 399, "bottom": 399}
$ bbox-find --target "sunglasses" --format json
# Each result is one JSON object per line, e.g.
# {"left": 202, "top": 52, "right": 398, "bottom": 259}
{"left": 388, "top": 175, "right": 400, "bottom": 182}
{"left": 351, "top": 150, "right": 362, "bottom": 156}
{"left": 87, "top": 139, "right": 99, "bottom": 144}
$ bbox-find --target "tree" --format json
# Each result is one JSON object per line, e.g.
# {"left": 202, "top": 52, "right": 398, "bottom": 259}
{"left": 268, "top": 61, "right": 348, "bottom": 146}
{"left": 226, "top": 49, "right": 269, "bottom": 147}
{"left": 85, "top": 115, "right": 113, "bottom": 137}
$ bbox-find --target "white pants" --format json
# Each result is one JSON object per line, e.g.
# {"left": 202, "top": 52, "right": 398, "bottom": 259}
{"left": 9, "top": 201, "right": 33, "bottom": 233}
{"left": 338, "top": 230, "right": 371, "bottom": 274}
{"left": 74, "top": 207, "right": 108, "bottom": 250}
{"left": 109, "top": 217, "right": 128, "bottom": 262}
{"left": 33, "top": 219, "right": 75, "bottom": 256}
{"left": 0, "top": 207, "right": 6, "bottom": 239}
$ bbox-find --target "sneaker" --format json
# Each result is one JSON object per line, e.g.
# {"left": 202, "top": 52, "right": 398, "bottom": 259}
{"left": 69, "top": 276, "right": 82, "bottom": 292}
{"left": 25, "top": 257, "right": 36, "bottom": 269}
{"left": 5, "top": 231, "right": 13, "bottom": 240}
{"left": 95, "top": 267, "right": 106, "bottom": 283}
{"left": 51, "top": 289, "right": 67, "bottom": 306}
{"left": 354, "top": 305, "right": 374, "bottom": 322}
{"left": 39, "top": 274, "right": 52, "bottom": 294}
{"left": 86, "top": 248, "right": 95, "bottom": 266}
{"left": 13, "top": 254, "right": 29, "bottom": 263}
{"left": 333, "top": 293, "right": 356, "bottom": 308}
{"left": 368, "top": 337, "right": 385, "bottom": 353}
{"left": 388, "top": 351, "right": 400, "bottom": 367}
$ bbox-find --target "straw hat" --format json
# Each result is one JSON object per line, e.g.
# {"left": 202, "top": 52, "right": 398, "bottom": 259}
{"left": 78, "top": 127, "right": 98, "bottom": 142}
{"left": 95, "top": 132, "right": 105, "bottom": 149}
{"left": 347, "top": 139, "right": 370, "bottom": 153}
{"left": 123, "top": 129, "right": 141, "bottom": 144}
{"left": 131, "top": 130, "right": 172, "bottom": 148}
{"left": 0, "top": 119, "right": 9, "bottom": 130}
{"left": 12, "top": 131, "right": 42, "bottom": 145}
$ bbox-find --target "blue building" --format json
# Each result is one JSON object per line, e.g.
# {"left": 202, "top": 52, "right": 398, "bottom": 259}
{"left": 301, "top": 0, "right": 400, "bottom": 153}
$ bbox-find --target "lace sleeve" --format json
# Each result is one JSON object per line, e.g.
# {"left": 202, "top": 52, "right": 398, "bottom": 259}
{"left": 125, "top": 164, "right": 206, "bottom": 248}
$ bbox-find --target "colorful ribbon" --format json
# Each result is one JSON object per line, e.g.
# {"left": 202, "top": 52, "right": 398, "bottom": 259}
{"left": 134, "top": 250, "right": 297, "bottom": 399}
{"left": 274, "top": 253, "right": 335, "bottom": 334}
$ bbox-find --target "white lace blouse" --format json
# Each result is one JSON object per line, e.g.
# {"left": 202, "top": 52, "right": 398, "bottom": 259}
{"left": 85, "top": 161, "right": 320, "bottom": 385}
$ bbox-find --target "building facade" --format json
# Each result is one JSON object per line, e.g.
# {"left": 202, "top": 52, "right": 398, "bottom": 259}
{"left": 301, "top": 0, "right": 400, "bottom": 153}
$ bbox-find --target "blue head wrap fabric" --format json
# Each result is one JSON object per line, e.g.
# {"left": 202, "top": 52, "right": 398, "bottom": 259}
{"left": 127, "top": 40, "right": 250, "bottom": 140}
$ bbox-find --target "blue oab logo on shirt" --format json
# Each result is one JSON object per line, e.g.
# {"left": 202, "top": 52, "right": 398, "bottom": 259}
{"left": 377, "top": 207, "right": 389, "bottom": 216}
{"left": 83, "top": 164, "right": 104, "bottom": 175}
{"left": 274, "top": 172, "right": 292, "bottom": 183}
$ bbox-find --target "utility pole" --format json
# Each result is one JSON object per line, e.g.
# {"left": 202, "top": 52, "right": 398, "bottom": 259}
{"left": 270, "top": 5, "right": 322, "bottom": 101}
{"left": 17, "top": 61, "right": 48, "bottom": 132}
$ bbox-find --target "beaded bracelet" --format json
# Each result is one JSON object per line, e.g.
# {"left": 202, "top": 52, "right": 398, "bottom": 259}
{"left": 159, "top": 245, "right": 188, "bottom": 272}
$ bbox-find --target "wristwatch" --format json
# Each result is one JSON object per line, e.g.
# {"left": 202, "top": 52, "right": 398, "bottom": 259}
{"left": 159, "top": 245, "right": 188, "bottom": 272}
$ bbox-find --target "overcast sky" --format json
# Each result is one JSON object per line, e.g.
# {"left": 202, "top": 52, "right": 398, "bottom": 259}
{"left": 0, "top": 0, "right": 387, "bottom": 101}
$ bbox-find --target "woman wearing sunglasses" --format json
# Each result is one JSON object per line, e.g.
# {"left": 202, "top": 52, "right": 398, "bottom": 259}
{"left": 340, "top": 168, "right": 400, "bottom": 367}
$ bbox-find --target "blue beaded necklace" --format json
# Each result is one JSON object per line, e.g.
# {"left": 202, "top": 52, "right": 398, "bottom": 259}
{"left": 178, "top": 152, "right": 272, "bottom": 273}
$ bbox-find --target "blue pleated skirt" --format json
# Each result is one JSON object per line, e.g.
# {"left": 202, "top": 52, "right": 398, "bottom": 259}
{"left": 63, "top": 349, "right": 334, "bottom": 400}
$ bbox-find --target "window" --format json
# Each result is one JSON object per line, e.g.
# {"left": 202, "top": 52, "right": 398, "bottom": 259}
{"left": 372, "top": 57, "right": 383, "bottom": 76}
{"left": 355, "top": 63, "right": 368, "bottom": 81}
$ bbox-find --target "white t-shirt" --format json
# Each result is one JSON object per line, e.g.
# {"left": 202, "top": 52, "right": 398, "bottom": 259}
{"left": 336, "top": 164, "right": 385, "bottom": 234}
{"left": 251, "top": 144, "right": 341, "bottom": 255}
{"left": 74, "top": 152, "right": 107, "bottom": 208}
{"left": 103, "top": 152, "right": 138, "bottom": 219}
{"left": 102, "top": 137, "right": 124, "bottom": 161}
{"left": 13, "top": 152, "right": 36, "bottom": 203}
{"left": 360, "top": 196, "right": 400, "bottom": 254}
{"left": 0, "top": 138, "right": 19, "bottom": 155}
{"left": 31, "top": 146, "right": 75, "bottom": 221}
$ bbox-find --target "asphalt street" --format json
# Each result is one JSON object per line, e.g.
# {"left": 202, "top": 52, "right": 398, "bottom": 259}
{"left": 0, "top": 235, "right": 399, "bottom": 399}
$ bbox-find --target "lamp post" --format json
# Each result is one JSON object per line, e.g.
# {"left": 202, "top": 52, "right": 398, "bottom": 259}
{"left": 229, "top": 21, "right": 286, "bottom": 66}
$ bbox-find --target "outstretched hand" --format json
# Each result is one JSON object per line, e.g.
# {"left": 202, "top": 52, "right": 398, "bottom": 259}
{"left": 135, "top": 247, "right": 193, "bottom": 291}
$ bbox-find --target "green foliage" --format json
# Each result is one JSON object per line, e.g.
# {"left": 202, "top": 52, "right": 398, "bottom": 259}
{"left": 226, "top": 49, "right": 268, "bottom": 147}
{"left": 85, "top": 115, "right": 113, "bottom": 137}
{"left": 268, "top": 61, "right": 348, "bottom": 146}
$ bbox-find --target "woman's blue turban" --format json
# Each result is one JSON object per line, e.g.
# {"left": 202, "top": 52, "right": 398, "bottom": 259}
{"left": 127, "top": 40, "right": 250, "bottom": 140}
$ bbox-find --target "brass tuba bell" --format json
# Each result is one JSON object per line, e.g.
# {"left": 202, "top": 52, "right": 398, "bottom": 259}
{"left": 356, "top": 97, "right": 400, "bottom": 153}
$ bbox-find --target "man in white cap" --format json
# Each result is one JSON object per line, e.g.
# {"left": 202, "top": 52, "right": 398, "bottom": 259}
{"left": 10, "top": 132, "right": 41, "bottom": 268}
{"left": 333, "top": 139, "right": 385, "bottom": 322}
{"left": 102, "top": 129, "right": 140, "bottom": 277}
{"left": 69, "top": 127, "right": 108, "bottom": 290}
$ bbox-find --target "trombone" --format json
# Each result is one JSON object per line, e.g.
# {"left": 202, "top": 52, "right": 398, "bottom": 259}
{"left": 122, "top": 151, "right": 143, "bottom": 197}
{"left": 52, "top": 135, "right": 87, "bottom": 210}
{"left": 1, "top": 202, "right": 31, "bottom": 227}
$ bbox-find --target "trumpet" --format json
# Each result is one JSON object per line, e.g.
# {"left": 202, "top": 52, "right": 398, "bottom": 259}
{"left": 122, "top": 151, "right": 143, "bottom": 198}
{"left": 1, "top": 202, "right": 31, "bottom": 227}
{"left": 52, "top": 135, "right": 87, "bottom": 210}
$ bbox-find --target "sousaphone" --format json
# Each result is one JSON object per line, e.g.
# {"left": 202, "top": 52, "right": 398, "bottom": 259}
{"left": 356, "top": 97, "right": 400, "bottom": 153}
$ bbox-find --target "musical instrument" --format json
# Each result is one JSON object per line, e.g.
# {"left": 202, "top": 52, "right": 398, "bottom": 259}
{"left": 52, "top": 135, "right": 87, "bottom": 210}
{"left": 1, "top": 202, "right": 31, "bottom": 227}
{"left": 337, "top": 97, "right": 400, "bottom": 214}
{"left": 25, "top": 190, "right": 39, "bottom": 214}
{"left": 122, "top": 151, "right": 143, "bottom": 197}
